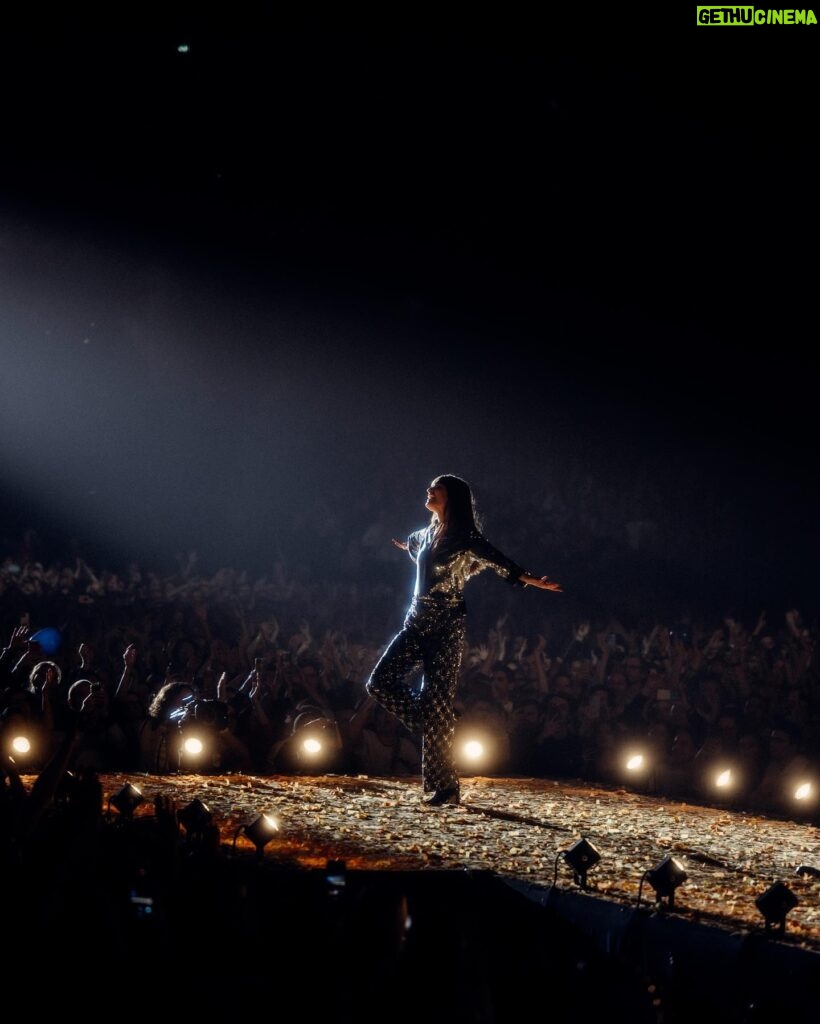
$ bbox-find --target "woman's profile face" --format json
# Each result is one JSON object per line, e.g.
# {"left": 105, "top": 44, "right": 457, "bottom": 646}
{"left": 425, "top": 479, "right": 448, "bottom": 518}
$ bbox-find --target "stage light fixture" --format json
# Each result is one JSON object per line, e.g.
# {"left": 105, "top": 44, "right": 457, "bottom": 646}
{"left": 641, "top": 854, "right": 687, "bottom": 908}
{"left": 561, "top": 837, "right": 601, "bottom": 890}
{"left": 241, "top": 812, "right": 279, "bottom": 857}
{"left": 178, "top": 797, "right": 213, "bottom": 836}
{"left": 109, "top": 782, "right": 145, "bottom": 818}
{"left": 755, "top": 881, "right": 798, "bottom": 934}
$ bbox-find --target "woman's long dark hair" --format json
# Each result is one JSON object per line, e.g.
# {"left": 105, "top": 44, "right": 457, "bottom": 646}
{"left": 430, "top": 474, "right": 482, "bottom": 536}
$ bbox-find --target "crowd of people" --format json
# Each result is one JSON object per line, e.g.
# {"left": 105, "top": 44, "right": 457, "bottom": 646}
{"left": 1, "top": 526, "right": 817, "bottom": 823}
{"left": 1, "top": 518, "right": 818, "bottom": 1006}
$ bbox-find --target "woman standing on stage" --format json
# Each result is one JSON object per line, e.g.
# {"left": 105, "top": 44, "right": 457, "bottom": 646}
{"left": 366, "top": 474, "right": 562, "bottom": 806}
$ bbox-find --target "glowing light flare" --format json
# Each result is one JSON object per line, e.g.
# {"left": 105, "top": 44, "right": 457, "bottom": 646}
{"left": 301, "top": 736, "right": 323, "bottom": 755}
{"left": 11, "top": 735, "right": 31, "bottom": 755}
{"left": 462, "top": 739, "right": 485, "bottom": 762}
{"left": 714, "top": 768, "right": 733, "bottom": 790}
{"left": 183, "top": 736, "right": 204, "bottom": 755}
{"left": 625, "top": 753, "right": 645, "bottom": 772}
{"left": 454, "top": 727, "right": 498, "bottom": 771}
{"left": 794, "top": 781, "right": 814, "bottom": 802}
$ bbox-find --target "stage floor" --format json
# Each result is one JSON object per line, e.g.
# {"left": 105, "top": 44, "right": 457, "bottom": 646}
{"left": 15, "top": 771, "right": 820, "bottom": 1020}
{"left": 78, "top": 771, "right": 820, "bottom": 952}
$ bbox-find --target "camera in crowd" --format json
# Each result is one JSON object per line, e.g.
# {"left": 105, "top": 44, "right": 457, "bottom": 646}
{"left": 184, "top": 698, "right": 230, "bottom": 732}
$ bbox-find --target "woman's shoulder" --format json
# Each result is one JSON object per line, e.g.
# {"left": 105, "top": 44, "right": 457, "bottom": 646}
{"left": 408, "top": 524, "right": 434, "bottom": 546}
{"left": 461, "top": 527, "right": 495, "bottom": 549}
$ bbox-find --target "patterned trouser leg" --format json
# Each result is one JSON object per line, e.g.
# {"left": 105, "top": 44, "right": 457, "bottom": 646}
{"left": 366, "top": 604, "right": 465, "bottom": 793}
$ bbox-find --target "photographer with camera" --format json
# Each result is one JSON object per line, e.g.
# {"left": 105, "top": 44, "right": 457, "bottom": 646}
{"left": 136, "top": 679, "right": 198, "bottom": 773}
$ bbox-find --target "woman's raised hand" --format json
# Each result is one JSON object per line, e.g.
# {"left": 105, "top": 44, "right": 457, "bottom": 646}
{"left": 529, "top": 575, "right": 563, "bottom": 592}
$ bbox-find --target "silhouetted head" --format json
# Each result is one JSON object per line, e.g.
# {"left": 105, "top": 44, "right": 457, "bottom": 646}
{"left": 427, "top": 474, "right": 481, "bottom": 534}
{"left": 148, "top": 680, "right": 197, "bottom": 722}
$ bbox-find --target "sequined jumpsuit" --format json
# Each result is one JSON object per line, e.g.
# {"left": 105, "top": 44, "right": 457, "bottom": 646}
{"left": 366, "top": 524, "right": 526, "bottom": 795}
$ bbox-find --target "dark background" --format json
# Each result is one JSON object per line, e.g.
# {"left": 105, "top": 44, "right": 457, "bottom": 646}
{"left": 1, "top": 18, "right": 817, "bottom": 618}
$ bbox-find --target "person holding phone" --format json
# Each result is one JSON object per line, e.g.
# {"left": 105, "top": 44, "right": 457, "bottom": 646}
{"left": 366, "top": 474, "right": 562, "bottom": 807}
